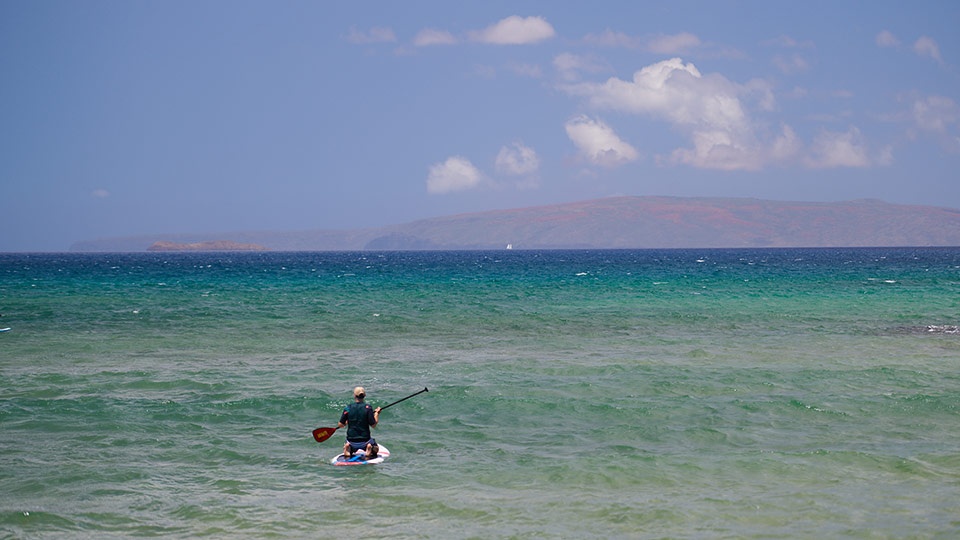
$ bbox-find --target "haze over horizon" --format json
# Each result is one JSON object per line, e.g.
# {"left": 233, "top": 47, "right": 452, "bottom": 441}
{"left": 2, "top": 1, "right": 958, "bottom": 251}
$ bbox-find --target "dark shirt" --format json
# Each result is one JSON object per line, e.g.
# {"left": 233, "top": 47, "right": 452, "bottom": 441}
{"left": 340, "top": 401, "right": 377, "bottom": 442}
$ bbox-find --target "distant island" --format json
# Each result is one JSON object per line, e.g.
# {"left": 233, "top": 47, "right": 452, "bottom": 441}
{"left": 73, "top": 196, "right": 960, "bottom": 252}
{"left": 147, "top": 240, "right": 268, "bottom": 252}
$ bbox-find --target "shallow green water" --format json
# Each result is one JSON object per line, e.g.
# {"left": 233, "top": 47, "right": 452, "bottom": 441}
{"left": 1, "top": 249, "right": 959, "bottom": 538}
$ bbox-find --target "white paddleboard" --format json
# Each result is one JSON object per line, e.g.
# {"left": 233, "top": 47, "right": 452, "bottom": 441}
{"left": 330, "top": 445, "right": 390, "bottom": 466}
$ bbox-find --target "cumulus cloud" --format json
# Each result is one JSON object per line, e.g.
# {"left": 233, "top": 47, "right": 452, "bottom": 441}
{"left": 427, "top": 156, "right": 483, "bottom": 194}
{"left": 414, "top": 28, "right": 457, "bottom": 47}
{"left": 562, "top": 58, "right": 770, "bottom": 170}
{"left": 768, "top": 124, "right": 803, "bottom": 162}
{"left": 560, "top": 57, "right": 886, "bottom": 170}
{"left": 913, "top": 36, "right": 943, "bottom": 63}
{"left": 346, "top": 26, "right": 396, "bottom": 44}
{"left": 469, "top": 16, "right": 555, "bottom": 45}
{"left": 496, "top": 142, "right": 540, "bottom": 176}
{"left": 564, "top": 115, "right": 639, "bottom": 167}
{"left": 565, "top": 58, "right": 695, "bottom": 111}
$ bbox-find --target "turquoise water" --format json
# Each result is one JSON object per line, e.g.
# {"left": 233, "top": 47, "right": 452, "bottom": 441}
{"left": 1, "top": 249, "right": 959, "bottom": 538}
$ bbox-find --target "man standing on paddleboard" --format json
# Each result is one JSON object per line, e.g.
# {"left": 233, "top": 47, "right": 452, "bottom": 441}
{"left": 338, "top": 387, "right": 382, "bottom": 459}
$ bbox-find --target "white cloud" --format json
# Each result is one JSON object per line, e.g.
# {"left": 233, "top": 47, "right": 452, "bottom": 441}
{"left": 564, "top": 58, "right": 702, "bottom": 113}
{"left": 911, "top": 95, "right": 959, "bottom": 134}
{"left": 805, "top": 128, "right": 871, "bottom": 168}
{"left": 769, "top": 125, "right": 803, "bottom": 162}
{"left": 414, "top": 28, "right": 457, "bottom": 47}
{"left": 562, "top": 58, "right": 768, "bottom": 170}
{"left": 671, "top": 126, "right": 799, "bottom": 171}
{"left": 907, "top": 95, "right": 960, "bottom": 153}
{"left": 469, "top": 16, "right": 555, "bottom": 45}
{"left": 92, "top": 188, "right": 110, "bottom": 198}
{"left": 346, "top": 26, "right": 397, "bottom": 44}
{"left": 876, "top": 32, "right": 944, "bottom": 65}
{"left": 564, "top": 115, "right": 639, "bottom": 167}
{"left": 913, "top": 36, "right": 943, "bottom": 63}
{"left": 427, "top": 156, "right": 483, "bottom": 194}
{"left": 559, "top": 57, "right": 888, "bottom": 171}
{"left": 648, "top": 32, "right": 701, "bottom": 55}
{"left": 496, "top": 142, "right": 540, "bottom": 176}
{"left": 876, "top": 30, "right": 900, "bottom": 48}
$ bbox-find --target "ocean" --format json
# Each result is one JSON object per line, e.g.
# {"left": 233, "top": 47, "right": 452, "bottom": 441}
{"left": 1, "top": 248, "right": 958, "bottom": 539}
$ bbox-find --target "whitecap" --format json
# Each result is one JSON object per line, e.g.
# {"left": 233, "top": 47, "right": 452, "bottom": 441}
{"left": 926, "top": 325, "right": 960, "bottom": 334}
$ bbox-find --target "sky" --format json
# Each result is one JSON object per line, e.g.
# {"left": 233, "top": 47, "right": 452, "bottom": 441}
{"left": 1, "top": 1, "right": 958, "bottom": 251}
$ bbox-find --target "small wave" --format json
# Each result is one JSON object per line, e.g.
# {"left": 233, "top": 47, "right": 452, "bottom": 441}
{"left": 887, "top": 324, "right": 960, "bottom": 335}
{"left": 924, "top": 325, "right": 960, "bottom": 334}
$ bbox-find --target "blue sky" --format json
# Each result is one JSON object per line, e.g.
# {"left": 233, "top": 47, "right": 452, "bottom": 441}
{"left": 2, "top": 1, "right": 958, "bottom": 251}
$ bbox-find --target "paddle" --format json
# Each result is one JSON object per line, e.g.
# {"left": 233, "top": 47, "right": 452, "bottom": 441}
{"left": 312, "top": 387, "right": 429, "bottom": 443}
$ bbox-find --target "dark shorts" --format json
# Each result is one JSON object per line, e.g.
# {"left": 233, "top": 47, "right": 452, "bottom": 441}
{"left": 346, "top": 438, "right": 377, "bottom": 452}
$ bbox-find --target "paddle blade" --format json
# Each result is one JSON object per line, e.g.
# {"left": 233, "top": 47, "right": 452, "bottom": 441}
{"left": 312, "top": 426, "right": 337, "bottom": 443}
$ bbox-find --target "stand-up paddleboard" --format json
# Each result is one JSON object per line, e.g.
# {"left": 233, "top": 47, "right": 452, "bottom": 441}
{"left": 0, "top": 328, "right": 10, "bottom": 333}
{"left": 331, "top": 445, "right": 390, "bottom": 466}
